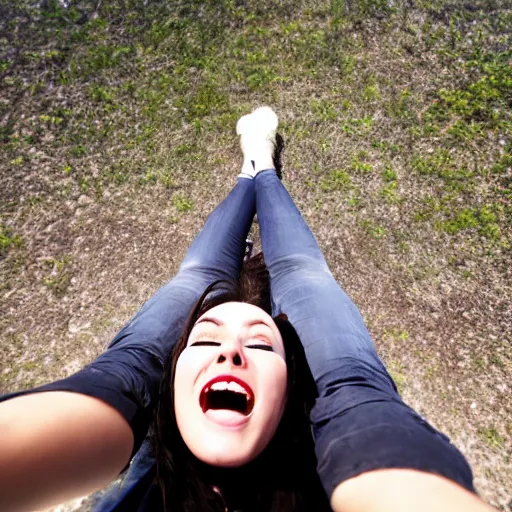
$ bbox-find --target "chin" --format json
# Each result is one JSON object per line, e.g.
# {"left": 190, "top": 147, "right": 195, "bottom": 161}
{"left": 198, "top": 450, "right": 252, "bottom": 468}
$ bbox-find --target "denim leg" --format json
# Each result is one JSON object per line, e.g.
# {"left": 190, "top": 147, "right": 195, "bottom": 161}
{"left": 254, "top": 169, "right": 473, "bottom": 497}
{"left": 254, "top": 169, "right": 395, "bottom": 390}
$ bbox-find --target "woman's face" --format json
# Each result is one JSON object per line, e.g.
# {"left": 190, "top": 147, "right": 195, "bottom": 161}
{"left": 174, "top": 301, "right": 288, "bottom": 467}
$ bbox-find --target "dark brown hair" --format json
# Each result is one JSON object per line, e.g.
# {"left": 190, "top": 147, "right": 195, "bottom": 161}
{"left": 152, "top": 253, "right": 329, "bottom": 511}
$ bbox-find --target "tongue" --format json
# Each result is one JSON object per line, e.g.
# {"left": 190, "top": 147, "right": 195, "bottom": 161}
{"left": 205, "top": 409, "right": 248, "bottom": 427}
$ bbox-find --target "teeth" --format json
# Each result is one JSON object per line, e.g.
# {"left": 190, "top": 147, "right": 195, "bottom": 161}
{"left": 209, "top": 380, "right": 249, "bottom": 397}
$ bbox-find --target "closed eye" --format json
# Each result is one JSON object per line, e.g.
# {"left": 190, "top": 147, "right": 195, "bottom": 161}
{"left": 246, "top": 344, "right": 274, "bottom": 352}
{"left": 191, "top": 341, "right": 221, "bottom": 347}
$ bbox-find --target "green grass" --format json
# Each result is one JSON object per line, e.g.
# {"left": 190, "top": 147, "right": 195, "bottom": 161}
{"left": 411, "top": 150, "right": 474, "bottom": 191}
{"left": 388, "top": 360, "right": 407, "bottom": 395}
{"left": 425, "top": 50, "right": 512, "bottom": 137}
{"left": 478, "top": 427, "right": 505, "bottom": 449}
{"left": 320, "top": 169, "right": 352, "bottom": 192}
{"left": 439, "top": 206, "right": 501, "bottom": 239}
{"left": 173, "top": 195, "right": 194, "bottom": 213}
{"left": 42, "top": 256, "right": 71, "bottom": 297}
{"left": 0, "top": 224, "right": 23, "bottom": 256}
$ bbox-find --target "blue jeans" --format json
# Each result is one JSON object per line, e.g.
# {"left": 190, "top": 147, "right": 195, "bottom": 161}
{"left": 1, "top": 172, "right": 474, "bottom": 510}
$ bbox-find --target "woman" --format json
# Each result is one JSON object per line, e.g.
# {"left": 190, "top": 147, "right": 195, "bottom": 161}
{"left": 95, "top": 254, "right": 329, "bottom": 511}
{"left": 0, "top": 107, "right": 493, "bottom": 512}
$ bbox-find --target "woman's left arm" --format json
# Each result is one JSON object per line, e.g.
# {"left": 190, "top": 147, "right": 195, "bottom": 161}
{"left": 330, "top": 469, "right": 496, "bottom": 512}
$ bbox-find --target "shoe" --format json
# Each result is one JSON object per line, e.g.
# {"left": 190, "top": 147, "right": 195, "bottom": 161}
{"left": 236, "top": 106, "right": 278, "bottom": 178}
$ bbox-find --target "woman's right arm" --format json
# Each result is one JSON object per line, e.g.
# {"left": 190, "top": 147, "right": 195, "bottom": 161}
{"left": 330, "top": 469, "right": 496, "bottom": 512}
{"left": 0, "top": 391, "right": 133, "bottom": 512}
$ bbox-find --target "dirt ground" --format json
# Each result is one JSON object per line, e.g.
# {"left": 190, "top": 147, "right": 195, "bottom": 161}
{"left": 1, "top": 1, "right": 511, "bottom": 510}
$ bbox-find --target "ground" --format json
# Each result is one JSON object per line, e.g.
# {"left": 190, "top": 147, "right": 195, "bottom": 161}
{"left": 0, "top": 0, "right": 511, "bottom": 510}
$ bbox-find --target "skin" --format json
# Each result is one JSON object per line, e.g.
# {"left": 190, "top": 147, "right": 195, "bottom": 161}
{"left": 330, "top": 469, "right": 497, "bottom": 512}
{"left": 0, "top": 392, "right": 133, "bottom": 512}
{"left": 174, "top": 301, "right": 288, "bottom": 467}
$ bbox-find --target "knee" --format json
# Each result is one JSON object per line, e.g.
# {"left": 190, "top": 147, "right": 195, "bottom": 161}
{"left": 177, "top": 261, "right": 232, "bottom": 284}
{"left": 269, "top": 253, "right": 331, "bottom": 280}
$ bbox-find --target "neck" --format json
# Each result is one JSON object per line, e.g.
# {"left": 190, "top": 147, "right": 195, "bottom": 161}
{"left": 196, "top": 458, "right": 268, "bottom": 510}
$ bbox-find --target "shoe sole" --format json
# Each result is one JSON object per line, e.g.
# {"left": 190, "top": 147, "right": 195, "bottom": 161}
{"left": 236, "top": 106, "right": 278, "bottom": 138}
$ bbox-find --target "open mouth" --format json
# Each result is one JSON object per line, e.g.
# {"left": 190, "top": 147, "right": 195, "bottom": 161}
{"left": 200, "top": 375, "right": 255, "bottom": 416}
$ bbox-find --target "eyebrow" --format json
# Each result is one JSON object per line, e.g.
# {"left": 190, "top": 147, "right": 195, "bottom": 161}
{"left": 194, "top": 316, "right": 222, "bottom": 327}
{"left": 194, "top": 317, "right": 272, "bottom": 330}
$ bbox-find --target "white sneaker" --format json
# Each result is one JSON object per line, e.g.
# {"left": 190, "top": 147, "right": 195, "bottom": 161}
{"left": 236, "top": 106, "right": 278, "bottom": 179}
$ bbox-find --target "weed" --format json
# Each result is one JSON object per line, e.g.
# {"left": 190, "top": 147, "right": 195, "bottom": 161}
{"left": 175, "top": 81, "right": 228, "bottom": 121}
{"left": 71, "top": 145, "right": 87, "bottom": 158}
{"left": 318, "top": 139, "right": 330, "bottom": 152}
{"left": 351, "top": 155, "right": 373, "bottom": 174}
{"left": 78, "top": 177, "right": 90, "bottom": 193}
{"left": 10, "top": 156, "right": 24, "bottom": 166}
{"left": 320, "top": 169, "right": 351, "bottom": 192}
{"left": 159, "top": 172, "right": 174, "bottom": 189}
{"left": 490, "top": 152, "right": 512, "bottom": 176}
{"left": 382, "top": 167, "right": 397, "bottom": 182}
{"left": 341, "top": 116, "right": 374, "bottom": 136}
{"left": 384, "top": 327, "right": 409, "bottom": 343}
{"left": 380, "top": 181, "right": 401, "bottom": 204}
{"left": 478, "top": 427, "right": 505, "bottom": 449}
{"left": 0, "top": 225, "right": 23, "bottom": 256}
{"left": 360, "top": 219, "right": 387, "bottom": 239}
{"left": 397, "top": 240, "right": 409, "bottom": 253}
{"left": 138, "top": 169, "right": 158, "bottom": 186}
{"left": 246, "top": 67, "right": 278, "bottom": 89}
{"left": 89, "top": 85, "right": 115, "bottom": 103}
{"left": 174, "top": 143, "right": 196, "bottom": 156}
{"left": 387, "top": 88, "right": 415, "bottom": 121}
{"left": 347, "top": 188, "right": 362, "bottom": 208}
{"left": 362, "top": 84, "right": 381, "bottom": 102}
{"left": 39, "top": 113, "right": 64, "bottom": 126}
{"left": 173, "top": 195, "right": 194, "bottom": 212}
{"left": 43, "top": 256, "right": 71, "bottom": 297}
{"left": 440, "top": 206, "right": 501, "bottom": 240}
{"left": 388, "top": 360, "right": 407, "bottom": 395}
{"left": 76, "top": 44, "right": 134, "bottom": 76}
{"left": 310, "top": 99, "right": 338, "bottom": 122}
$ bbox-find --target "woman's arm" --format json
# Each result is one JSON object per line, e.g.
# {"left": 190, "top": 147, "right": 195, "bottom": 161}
{"left": 0, "top": 392, "right": 133, "bottom": 512}
{"left": 331, "top": 469, "right": 495, "bottom": 512}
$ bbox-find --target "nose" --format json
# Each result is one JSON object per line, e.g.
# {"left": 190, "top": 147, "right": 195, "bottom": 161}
{"left": 216, "top": 344, "right": 245, "bottom": 367}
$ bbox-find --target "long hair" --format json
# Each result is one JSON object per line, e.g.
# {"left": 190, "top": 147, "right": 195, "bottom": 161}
{"left": 152, "top": 253, "right": 330, "bottom": 511}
